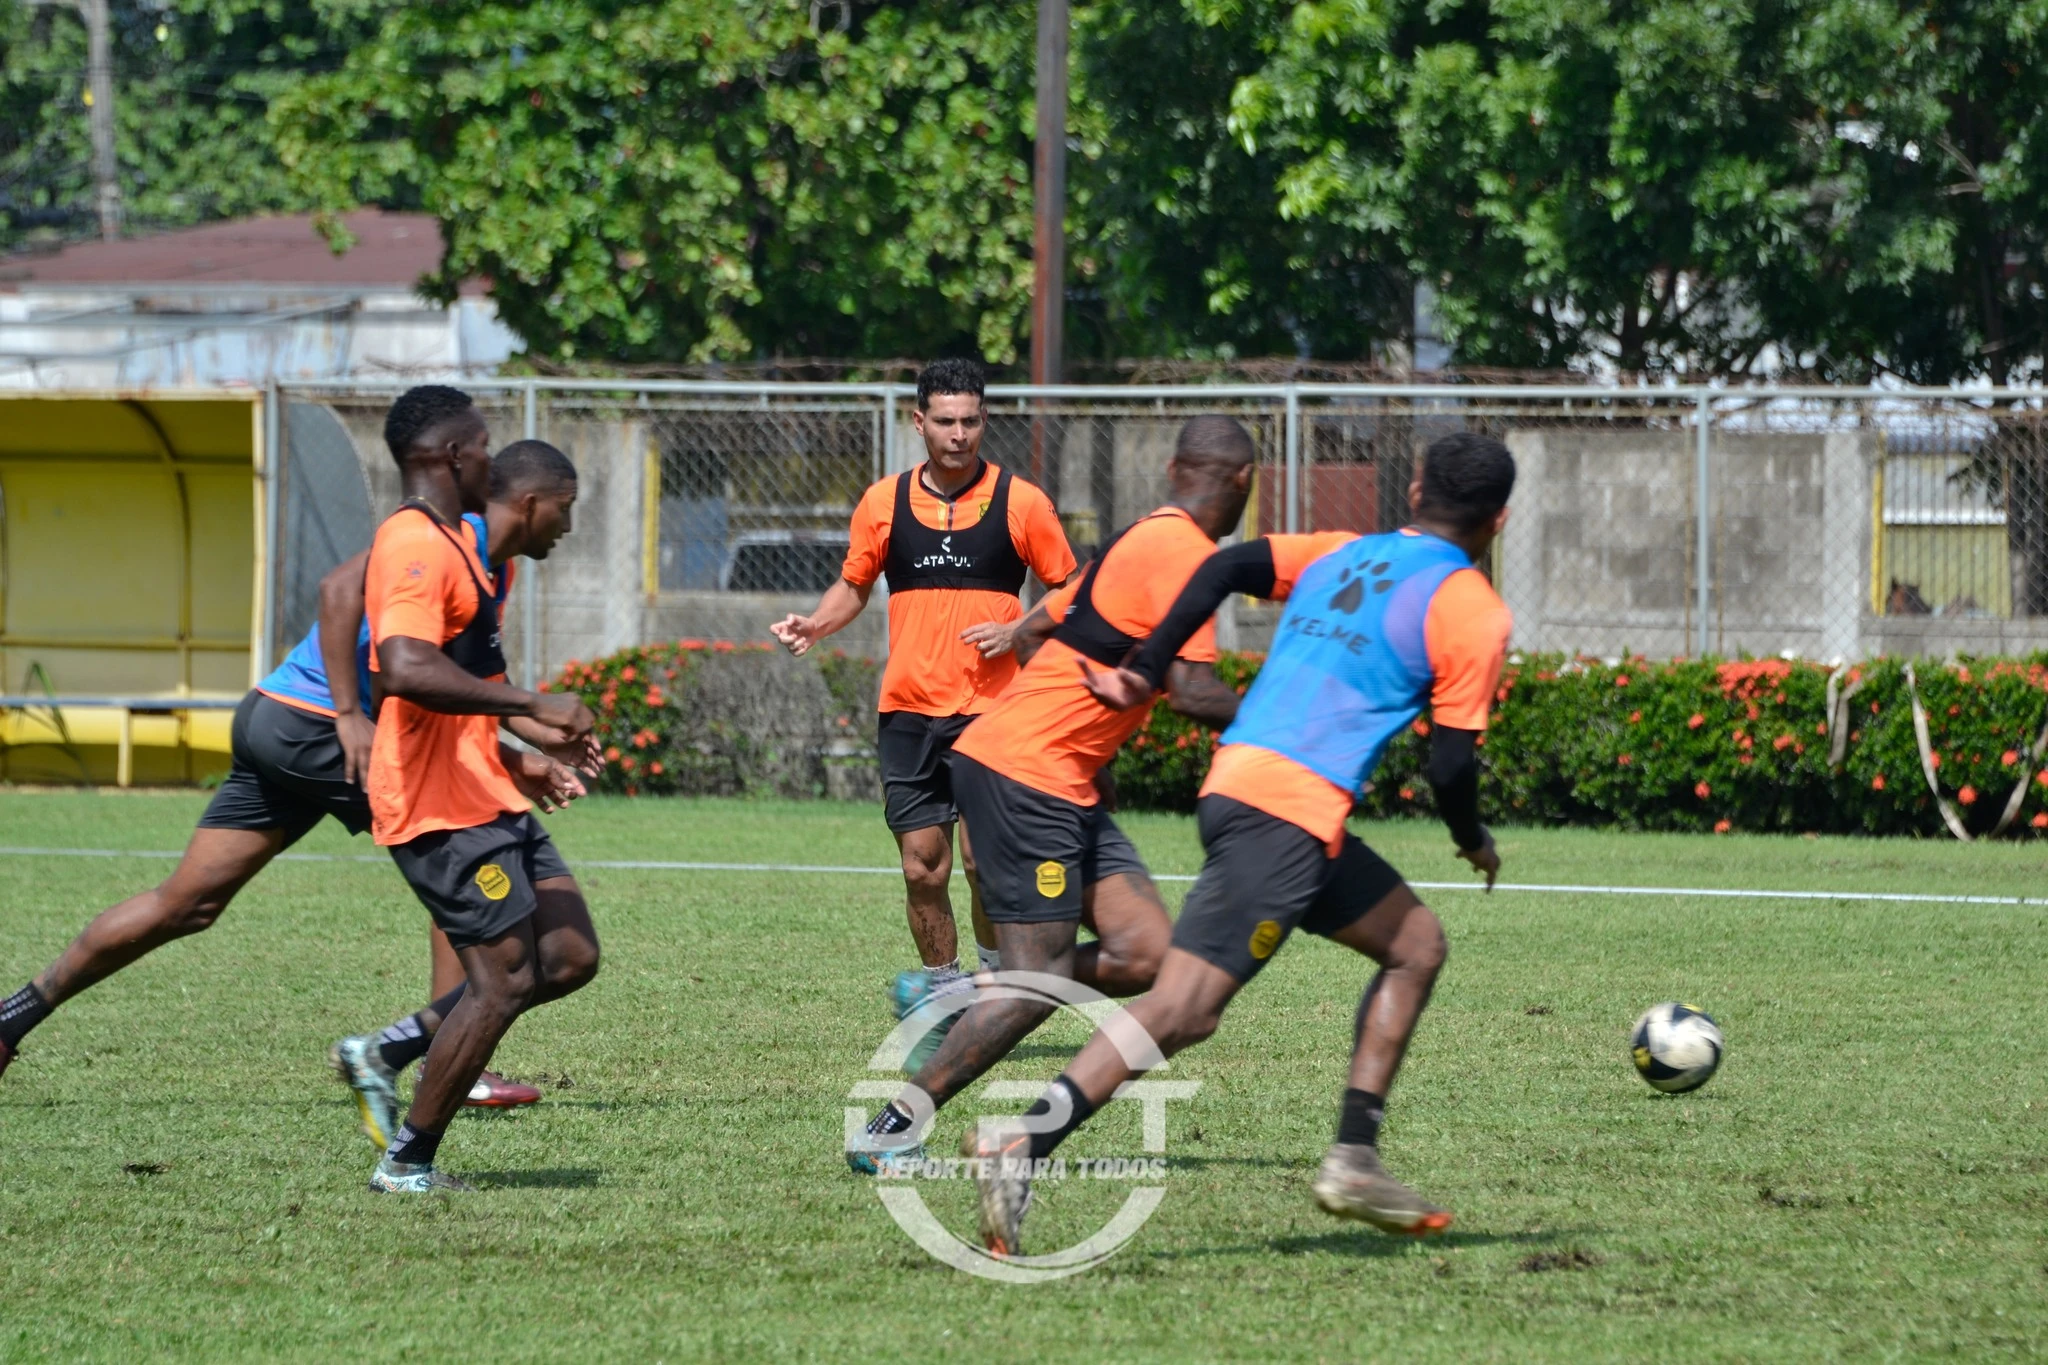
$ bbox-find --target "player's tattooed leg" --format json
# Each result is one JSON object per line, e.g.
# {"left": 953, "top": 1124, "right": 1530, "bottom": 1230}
{"left": 902, "top": 918, "right": 1077, "bottom": 1110}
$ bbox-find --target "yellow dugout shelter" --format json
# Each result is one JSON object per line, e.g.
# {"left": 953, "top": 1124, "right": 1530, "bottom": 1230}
{"left": 0, "top": 391, "right": 269, "bottom": 785}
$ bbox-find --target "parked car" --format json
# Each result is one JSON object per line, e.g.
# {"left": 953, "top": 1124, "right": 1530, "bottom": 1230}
{"left": 719, "top": 530, "right": 852, "bottom": 593}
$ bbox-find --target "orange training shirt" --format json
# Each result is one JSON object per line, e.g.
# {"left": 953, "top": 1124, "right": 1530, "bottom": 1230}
{"left": 1203, "top": 535, "right": 1512, "bottom": 852}
{"left": 953, "top": 506, "right": 1231, "bottom": 805}
{"left": 364, "top": 510, "right": 528, "bottom": 846}
{"left": 842, "top": 461, "right": 1076, "bottom": 716}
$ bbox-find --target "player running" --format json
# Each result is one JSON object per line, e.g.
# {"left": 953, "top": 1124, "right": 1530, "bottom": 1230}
{"left": 963, "top": 432, "right": 1516, "bottom": 1254}
{"left": 354, "top": 386, "right": 603, "bottom": 1193}
{"left": 848, "top": 415, "right": 1258, "bottom": 1173}
{"left": 321, "top": 436, "right": 594, "bottom": 1140}
{"left": 770, "top": 359, "right": 1076, "bottom": 1057}
{"left": 0, "top": 394, "right": 586, "bottom": 1103}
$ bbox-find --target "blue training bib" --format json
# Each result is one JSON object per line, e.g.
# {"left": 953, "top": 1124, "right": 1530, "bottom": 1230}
{"left": 1222, "top": 530, "right": 1473, "bottom": 795}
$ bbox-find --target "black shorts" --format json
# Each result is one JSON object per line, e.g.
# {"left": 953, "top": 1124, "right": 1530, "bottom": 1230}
{"left": 386, "top": 810, "right": 572, "bottom": 950}
{"left": 1173, "top": 795, "right": 1407, "bottom": 982}
{"left": 951, "top": 754, "right": 1150, "bottom": 924}
{"left": 877, "top": 711, "right": 974, "bottom": 834}
{"left": 197, "top": 691, "right": 372, "bottom": 845}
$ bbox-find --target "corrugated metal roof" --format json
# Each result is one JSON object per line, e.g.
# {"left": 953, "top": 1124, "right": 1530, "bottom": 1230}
{"left": 0, "top": 211, "right": 477, "bottom": 292}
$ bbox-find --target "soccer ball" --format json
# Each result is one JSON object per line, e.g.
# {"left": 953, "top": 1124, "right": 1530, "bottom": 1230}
{"left": 1629, "top": 1002, "right": 1723, "bottom": 1093}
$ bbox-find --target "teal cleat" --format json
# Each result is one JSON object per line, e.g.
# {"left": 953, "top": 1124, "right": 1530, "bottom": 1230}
{"left": 368, "top": 1156, "right": 474, "bottom": 1193}
{"left": 328, "top": 1035, "right": 401, "bottom": 1151}
{"left": 888, "top": 968, "right": 935, "bottom": 1021}
{"left": 895, "top": 973, "right": 976, "bottom": 1078}
{"left": 846, "top": 1140, "right": 928, "bottom": 1177}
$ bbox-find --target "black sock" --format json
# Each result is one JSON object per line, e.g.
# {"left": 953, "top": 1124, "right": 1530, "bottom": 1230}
{"left": 0, "top": 983, "right": 52, "bottom": 1049}
{"left": 866, "top": 1101, "right": 915, "bottom": 1138}
{"left": 1025, "top": 1075, "right": 1097, "bottom": 1160}
{"left": 386, "top": 1122, "right": 445, "bottom": 1166}
{"left": 1337, "top": 1088, "right": 1386, "bottom": 1147}
{"left": 377, "top": 985, "right": 467, "bottom": 1072}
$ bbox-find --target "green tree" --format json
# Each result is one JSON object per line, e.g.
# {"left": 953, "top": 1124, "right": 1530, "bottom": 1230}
{"left": 1226, "top": 0, "right": 2048, "bottom": 382}
{"left": 0, "top": 1, "right": 383, "bottom": 249}
{"left": 1070, "top": 0, "right": 1404, "bottom": 361}
{"left": 272, "top": 0, "right": 1411, "bottom": 367}
{"left": 274, "top": 1, "right": 1046, "bottom": 364}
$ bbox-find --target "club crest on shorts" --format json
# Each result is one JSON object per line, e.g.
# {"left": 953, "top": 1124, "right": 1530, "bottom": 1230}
{"left": 1035, "top": 860, "right": 1067, "bottom": 898}
{"left": 475, "top": 863, "right": 512, "bottom": 901}
{"left": 1248, "top": 920, "right": 1283, "bottom": 960}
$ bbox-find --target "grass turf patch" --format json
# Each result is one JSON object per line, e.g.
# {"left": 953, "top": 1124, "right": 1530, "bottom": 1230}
{"left": 1, "top": 792, "right": 2044, "bottom": 1360}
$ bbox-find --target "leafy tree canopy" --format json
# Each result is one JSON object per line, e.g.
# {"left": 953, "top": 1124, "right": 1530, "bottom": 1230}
{"left": 1226, "top": 0, "right": 2048, "bottom": 382}
{"left": 0, "top": 1, "right": 383, "bottom": 250}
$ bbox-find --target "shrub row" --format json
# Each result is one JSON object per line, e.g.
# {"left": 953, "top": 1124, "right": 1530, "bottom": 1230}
{"left": 547, "top": 642, "right": 2048, "bottom": 837}
{"left": 546, "top": 639, "right": 879, "bottom": 800}
{"left": 1111, "top": 653, "right": 2048, "bottom": 837}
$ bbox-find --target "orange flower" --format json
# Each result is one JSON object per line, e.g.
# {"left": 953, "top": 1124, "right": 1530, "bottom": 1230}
{"left": 1628, "top": 710, "right": 1641, "bottom": 724}
{"left": 679, "top": 638, "right": 707, "bottom": 650}
{"left": 1411, "top": 718, "right": 1430, "bottom": 737}
{"left": 1688, "top": 713, "right": 1705, "bottom": 729}
{"left": 1930, "top": 752, "right": 1941, "bottom": 769}
{"left": 2003, "top": 750, "right": 2020, "bottom": 767}
{"left": 1713, "top": 819, "right": 1732, "bottom": 834}
{"left": 713, "top": 640, "right": 736, "bottom": 653}
{"left": 1695, "top": 781, "right": 1711, "bottom": 798}
{"left": 1773, "top": 734, "right": 1794, "bottom": 751}
{"left": 604, "top": 746, "right": 621, "bottom": 762}
{"left": 621, "top": 666, "right": 637, "bottom": 682}
{"left": 1615, "top": 674, "right": 1630, "bottom": 687}
{"left": 1617, "top": 753, "right": 1632, "bottom": 766}
{"left": 620, "top": 756, "right": 637, "bottom": 773}
{"left": 1958, "top": 785, "right": 1977, "bottom": 805}
{"left": 1398, "top": 787, "right": 1415, "bottom": 800}
{"left": 1815, "top": 721, "right": 1827, "bottom": 735}
{"left": 1871, "top": 774, "right": 1885, "bottom": 790}
{"left": 646, "top": 689, "right": 666, "bottom": 707}
{"left": 649, "top": 761, "right": 664, "bottom": 776}
{"left": 2034, "top": 812, "right": 2048, "bottom": 829}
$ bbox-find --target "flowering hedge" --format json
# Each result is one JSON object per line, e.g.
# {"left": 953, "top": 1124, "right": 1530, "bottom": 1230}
{"left": 545, "top": 639, "right": 879, "bottom": 798}
{"left": 549, "top": 640, "right": 2048, "bottom": 837}
{"left": 1109, "top": 653, "right": 2048, "bottom": 837}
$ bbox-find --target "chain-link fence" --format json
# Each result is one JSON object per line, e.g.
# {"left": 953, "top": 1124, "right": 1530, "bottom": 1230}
{"left": 269, "top": 380, "right": 2048, "bottom": 686}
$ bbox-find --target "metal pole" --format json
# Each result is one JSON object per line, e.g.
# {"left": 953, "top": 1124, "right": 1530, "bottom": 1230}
{"left": 80, "top": 0, "right": 121, "bottom": 240}
{"left": 261, "top": 381, "right": 282, "bottom": 674}
{"left": 883, "top": 384, "right": 899, "bottom": 475}
{"left": 1284, "top": 384, "right": 1302, "bottom": 533}
{"left": 1029, "top": 0, "right": 1068, "bottom": 490}
{"left": 522, "top": 380, "right": 540, "bottom": 689}
{"left": 1031, "top": 0, "right": 1068, "bottom": 390}
{"left": 1694, "top": 389, "right": 1712, "bottom": 658}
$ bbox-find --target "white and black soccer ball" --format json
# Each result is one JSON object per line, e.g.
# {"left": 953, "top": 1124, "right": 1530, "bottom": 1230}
{"left": 1629, "top": 1002, "right": 1723, "bottom": 1093}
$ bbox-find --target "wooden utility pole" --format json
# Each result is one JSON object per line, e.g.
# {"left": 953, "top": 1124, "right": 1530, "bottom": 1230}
{"left": 1030, "top": 0, "right": 1067, "bottom": 388}
{"left": 81, "top": 0, "right": 121, "bottom": 240}
{"left": 30, "top": 0, "right": 122, "bottom": 240}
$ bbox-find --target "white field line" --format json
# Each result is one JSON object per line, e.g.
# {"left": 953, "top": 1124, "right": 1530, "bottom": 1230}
{"left": 0, "top": 844, "right": 2043, "bottom": 907}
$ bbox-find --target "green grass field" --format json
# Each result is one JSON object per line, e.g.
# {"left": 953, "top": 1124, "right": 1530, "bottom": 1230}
{"left": 3, "top": 791, "right": 2045, "bottom": 1361}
